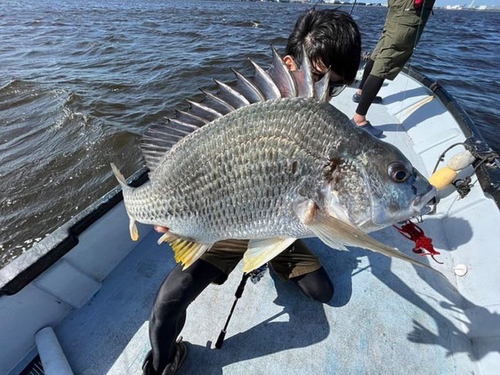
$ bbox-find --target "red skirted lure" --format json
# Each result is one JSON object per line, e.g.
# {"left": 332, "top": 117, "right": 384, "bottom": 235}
{"left": 393, "top": 221, "right": 443, "bottom": 264}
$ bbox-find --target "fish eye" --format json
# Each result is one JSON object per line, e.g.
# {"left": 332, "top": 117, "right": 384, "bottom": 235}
{"left": 388, "top": 162, "right": 411, "bottom": 183}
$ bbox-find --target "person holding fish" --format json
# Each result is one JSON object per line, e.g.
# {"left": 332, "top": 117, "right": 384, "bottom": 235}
{"left": 114, "top": 7, "right": 438, "bottom": 375}
{"left": 135, "top": 8, "right": 365, "bottom": 375}
{"left": 352, "top": 0, "right": 436, "bottom": 137}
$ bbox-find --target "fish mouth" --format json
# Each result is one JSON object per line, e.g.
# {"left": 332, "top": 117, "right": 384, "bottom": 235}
{"left": 411, "top": 187, "right": 438, "bottom": 216}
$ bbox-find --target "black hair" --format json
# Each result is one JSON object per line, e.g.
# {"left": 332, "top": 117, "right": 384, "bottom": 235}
{"left": 285, "top": 8, "right": 361, "bottom": 84}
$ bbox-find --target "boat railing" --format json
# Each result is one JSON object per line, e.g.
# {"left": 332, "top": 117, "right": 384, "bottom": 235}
{"left": 0, "top": 167, "right": 149, "bottom": 296}
{"left": 403, "top": 67, "right": 500, "bottom": 208}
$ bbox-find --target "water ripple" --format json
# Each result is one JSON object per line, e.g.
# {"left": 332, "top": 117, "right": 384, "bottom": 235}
{"left": 0, "top": 0, "right": 499, "bottom": 266}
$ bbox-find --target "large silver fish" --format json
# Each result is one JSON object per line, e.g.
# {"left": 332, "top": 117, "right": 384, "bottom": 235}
{"left": 112, "top": 47, "right": 437, "bottom": 273}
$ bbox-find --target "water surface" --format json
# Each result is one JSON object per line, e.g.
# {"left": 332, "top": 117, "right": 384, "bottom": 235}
{"left": 1, "top": 0, "right": 499, "bottom": 267}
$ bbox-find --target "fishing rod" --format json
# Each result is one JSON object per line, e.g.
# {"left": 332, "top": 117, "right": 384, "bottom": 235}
{"left": 350, "top": 0, "right": 358, "bottom": 15}
{"left": 215, "top": 264, "right": 268, "bottom": 349}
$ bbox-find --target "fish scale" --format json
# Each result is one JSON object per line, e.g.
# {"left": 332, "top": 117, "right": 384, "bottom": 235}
{"left": 112, "top": 47, "right": 438, "bottom": 272}
{"left": 127, "top": 99, "right": 346, "bottom": 242}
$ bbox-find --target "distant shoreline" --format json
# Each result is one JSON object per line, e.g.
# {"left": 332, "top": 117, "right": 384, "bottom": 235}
{"left": 216, "top": 1, "right": 500, "bottom": 12}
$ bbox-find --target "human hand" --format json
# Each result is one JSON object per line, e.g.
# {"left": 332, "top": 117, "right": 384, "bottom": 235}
{"left": 154, "top": 226, "right": 169, "bottom": 233}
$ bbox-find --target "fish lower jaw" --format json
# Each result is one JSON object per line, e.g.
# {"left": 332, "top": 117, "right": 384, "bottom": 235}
{"left": 415, "top": 205, "right": 433, "bottom": 217}
{"left": 411, "top": 187, "right": 438, "bottom": 214}
{"left": 370, "top": 209, "right": 422, "bottom": 229}
{"left": 409, "top": 201, "right": 434, "bottom": 219}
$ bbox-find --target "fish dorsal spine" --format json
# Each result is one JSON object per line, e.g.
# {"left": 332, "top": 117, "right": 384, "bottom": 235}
{"left": 140, "top": 45, "right": 330, "bottom": 172}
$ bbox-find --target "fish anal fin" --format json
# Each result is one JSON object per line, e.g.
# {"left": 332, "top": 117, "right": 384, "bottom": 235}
{"left": 243, "top": 237, "right": 296, "bottom": 273}
{"left": 157, "top": 232, "right": 212, "bottom": 270}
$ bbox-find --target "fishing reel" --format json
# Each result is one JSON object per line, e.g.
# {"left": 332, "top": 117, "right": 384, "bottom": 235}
{"left": 429, "top": 140, "right": 499, "bottom": 199}
{"left": 248, "top": 263, "right": 268, "bottom": 284}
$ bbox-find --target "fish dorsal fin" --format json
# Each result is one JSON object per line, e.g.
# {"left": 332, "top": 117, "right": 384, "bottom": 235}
{"left": 291, "top": 48, "right": 315, "bottom": 98}
{"left": 249, "top": 59, "right": 281, "bottom": 100}
{"left": 141, "top": 46, "right": 330, "bottom": 172}
{"left": 213, "top": 79, "right": 251, "bottom": 109}
{"left": 314, "top": 71, "right": 330, "bottom": 103}
{"left": 232, "top": 68, "right": 265, "bottom": 103}
{"left": 157, "top": 232, "right": 213, "bottom": 270}
{"left": 243, "top": 237, "right": 297, "bottom": 273}
{"left": 267, "top": 45, "right": 297, "bottom": 98}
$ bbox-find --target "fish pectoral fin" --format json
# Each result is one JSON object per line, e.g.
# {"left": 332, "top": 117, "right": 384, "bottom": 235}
{"left": 157, "top": 232, "right": 213, "bottom": 270}
{"left": 306, "top": 210, "right": 437, "bottom": 272}
{"left": 293, "top": 199, "right": 347, "bottom": 251}
{"left": 243, "top": 237, "right": 296, "bottom": 273}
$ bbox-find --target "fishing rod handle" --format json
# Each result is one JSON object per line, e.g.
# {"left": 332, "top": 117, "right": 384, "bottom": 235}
{"left": 235, "top": 273, "right": 250, "bottom": 298}
{"left": 215, "top": 330, "right": 226, "bottom": 349}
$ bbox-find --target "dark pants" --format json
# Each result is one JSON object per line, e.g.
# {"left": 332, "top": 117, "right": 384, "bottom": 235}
{"left": 148, "top": 259, "right": 333, "bottom": 373}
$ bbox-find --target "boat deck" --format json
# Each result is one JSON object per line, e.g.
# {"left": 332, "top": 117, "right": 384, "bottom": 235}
{"left": 49, "top": 72, "right": 499, "bottom": 374}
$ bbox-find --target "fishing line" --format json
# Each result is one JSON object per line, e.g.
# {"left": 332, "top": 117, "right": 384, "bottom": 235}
{"left": 392, "top": 7, "right": 411, "bottom": 137}
{"left": 350, "top": 0, "right": 358, "bottom": 15}
{"left": 351, "top": 2, "right": 407, "bottom": 136}
{"left": 406, "top": 0, "right": 429, "bottom": 78}
{"left": 311, "top": 0, "right": 322, "bottom": 10}
{"left": 395, "top": 0, "right": 431, "bottom": 137}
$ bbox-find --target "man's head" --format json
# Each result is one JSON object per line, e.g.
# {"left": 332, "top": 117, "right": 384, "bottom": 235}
{"left": 284, "top": 8, "right": 361, "bottom": 96}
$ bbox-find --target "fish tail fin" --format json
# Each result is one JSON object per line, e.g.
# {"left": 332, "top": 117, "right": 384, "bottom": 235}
{"left": 111, "top": 163, "right": 128, "bottom": 190}
{"left": 111, "top": 163, "right": 139, "bottom": 241}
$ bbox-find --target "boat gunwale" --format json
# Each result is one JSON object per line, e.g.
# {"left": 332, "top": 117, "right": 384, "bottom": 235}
{"left": 402, "top": 67, "right": 500, "bottom": 208}
{"left": 0, "top": 167, "right": 149, "bottom": 296}
{"left": 1, "top": 68, "right": 499, "bottom": 296}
